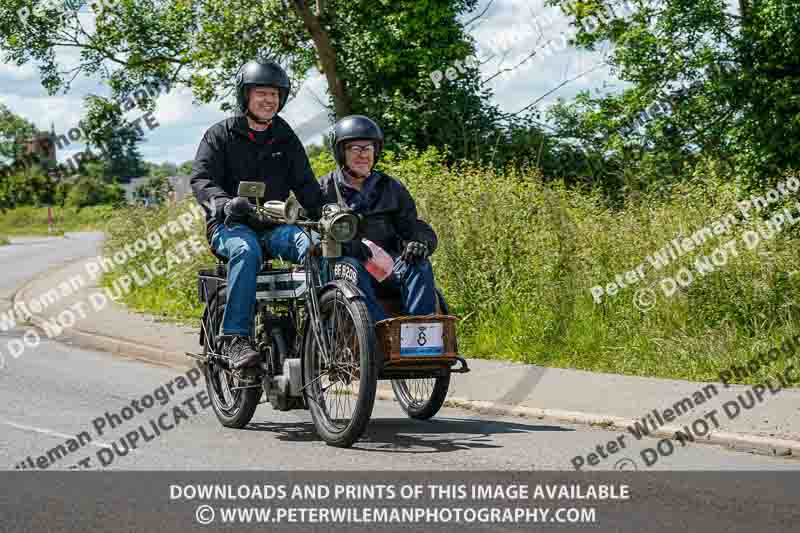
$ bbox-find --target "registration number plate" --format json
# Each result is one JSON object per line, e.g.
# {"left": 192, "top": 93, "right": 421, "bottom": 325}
{"left": 399, "top": 322, "right": 444, "bottom": 356}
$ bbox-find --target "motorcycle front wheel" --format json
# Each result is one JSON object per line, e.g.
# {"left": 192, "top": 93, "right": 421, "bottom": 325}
{"left": 303, "top": 286, "right": 377, "bottom": 448}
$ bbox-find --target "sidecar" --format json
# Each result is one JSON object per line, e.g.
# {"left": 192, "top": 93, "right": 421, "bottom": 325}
{"left": 370, "top": 285, "right": 470, "bottom": 420}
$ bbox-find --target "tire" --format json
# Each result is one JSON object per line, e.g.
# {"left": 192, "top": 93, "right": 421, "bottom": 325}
{"left": 392, "top": 375, "right": 451, "bottom": 420}
{"left": 391, "top": 289, "right": 452, "bottom": 420}
{"left": 303, "top": 286, "right": 377, "bottom": 447}
{"left": 202, "top": 283, "right": 262, "bottom": 428}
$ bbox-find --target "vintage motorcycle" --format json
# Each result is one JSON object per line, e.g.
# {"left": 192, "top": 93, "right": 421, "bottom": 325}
{"left": 187, "top": 181, "right": 469, "bottom": 448}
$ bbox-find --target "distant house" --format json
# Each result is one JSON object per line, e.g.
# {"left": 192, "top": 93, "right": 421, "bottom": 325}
{"left": 22, "top": 133, "right": 57, "bottom": 162}
{"left": 119, "top": 174, "right": 191, "bottom": 204}
{"left": 167, "top": 175, "right": 192, "bottom": 202}
{"left": 120, "top": 176, "right": 150, "bottom": 203}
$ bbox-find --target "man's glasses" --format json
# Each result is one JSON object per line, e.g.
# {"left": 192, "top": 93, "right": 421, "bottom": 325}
{"left": 346, "top": 144, "right": 375, "bottom": 156}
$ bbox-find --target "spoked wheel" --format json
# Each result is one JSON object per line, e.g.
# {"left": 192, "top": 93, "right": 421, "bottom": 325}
{"left": 202, "top": 284, "right": 261, "bottom": 428}
{"left": 392, "top": 289, "right": 454, "bottom": 420}
{"left": 303, "top": 287, "right": 377, "bottom": 447}
{"left": 391, "top": 374, "right": 451, "bottom": 420}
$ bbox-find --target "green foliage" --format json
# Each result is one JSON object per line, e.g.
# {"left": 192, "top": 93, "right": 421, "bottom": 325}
{"left": 101, "top": 151, "right": 800, "bottom": 383}
{"left": 0, "top": 204, "right": 116, "bottom": 236}
{"left": 545, "top": 0, "right": 800, "bottom": 189}
{"left": 177, "top": 160, "right": 194, "bottom": 175}
{"left": 0, "top": 164, "right": 66, "bottom": 209}
{"left": 64, "top": 176, "right": 126, "bottom": 209}
{"left": 145, "top": 161, "right": 178, "bottom": 179}
{"left": 305, "top": 144, "right": 327, "bottom": 160}
{"left": 134, "top": 174, "right": 173, "bottom": 203}
{"left": 79, "top": 95, "right": 148, "bottom": 180}
{"left": 101, "top": 200, "right": 206, "bottom": 320}
{"left": 0, "top": 235, "right": 8, "bottom": 245}
{"left": 0, "top": 103, "right": 38, "bottom": 164}
{"left": 0, "top": 0, "right": 515, "bottom": 163}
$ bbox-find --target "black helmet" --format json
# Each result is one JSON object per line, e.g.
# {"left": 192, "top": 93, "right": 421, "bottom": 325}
{"left": 235, "top": 60, "right": 291, "bottom": 115}
{"left": 332, "top": 115, "right": 384, "bottom": 168}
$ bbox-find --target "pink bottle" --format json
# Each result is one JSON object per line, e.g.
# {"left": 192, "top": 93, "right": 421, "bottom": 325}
{"left": 362, "top": 239, "right": 394, "bottom": 282}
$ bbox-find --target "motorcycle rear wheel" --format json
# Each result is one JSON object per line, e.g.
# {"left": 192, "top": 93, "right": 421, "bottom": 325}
{"left": 303, "top": 287, "right": 377, "bottom": 448}
{"left": 202, "top": 284, "right": 262, "bottom": 428}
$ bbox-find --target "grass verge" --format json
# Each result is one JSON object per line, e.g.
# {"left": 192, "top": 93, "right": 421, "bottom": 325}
{"left": 101, "top": 152, "right": 800, "bottom": 386}
{"left": 0, "top": 205, "right": 117, "bottom": 236}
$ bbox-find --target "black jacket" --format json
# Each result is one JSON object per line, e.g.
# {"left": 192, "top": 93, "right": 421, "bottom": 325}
{"left": 190, "top": 115, "right": 323, "bottom": 242}
{"left": 319, "top": 168, "right": 438, "bottom": 257}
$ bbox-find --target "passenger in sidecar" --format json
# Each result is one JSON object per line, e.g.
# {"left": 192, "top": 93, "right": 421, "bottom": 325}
{"left": 318, "top": 115, "right": 441, "bottom": 324}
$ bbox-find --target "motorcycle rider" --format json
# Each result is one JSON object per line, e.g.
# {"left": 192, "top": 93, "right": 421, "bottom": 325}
{"left": 318, "top": 115, "right": 439, "bottom": 323}
{"left": 191, "top": 60, "right": 323, "bottom": 370}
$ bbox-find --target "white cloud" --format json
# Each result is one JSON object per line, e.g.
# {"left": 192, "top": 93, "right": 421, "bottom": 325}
{"left": 0, "top": 61, "right": 38, "bottom": 81}
{"left": 0, "top": 0, "right": 623, "bottom": 167}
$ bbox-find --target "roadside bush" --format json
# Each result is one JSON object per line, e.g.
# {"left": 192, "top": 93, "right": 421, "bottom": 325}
{"left": 64, "top": 176, "right": 125, "bottom": 209}
{"left": 0, "top": 204, "right": 116, "bottom": 235}
{"left": 102, "top": 150, "right": 800, "bottom": 384}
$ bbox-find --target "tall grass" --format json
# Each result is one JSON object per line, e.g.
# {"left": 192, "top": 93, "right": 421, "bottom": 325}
{"left": 102, "top": 150, "right": 800, "bottom": 384}
{"left": 0, "top": 205, "right": 116, "bottom": 236}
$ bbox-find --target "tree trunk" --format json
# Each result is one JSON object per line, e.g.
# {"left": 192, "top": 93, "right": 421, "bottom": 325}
{"left": 291, "top": 1, "right": 351, "bottom": 118}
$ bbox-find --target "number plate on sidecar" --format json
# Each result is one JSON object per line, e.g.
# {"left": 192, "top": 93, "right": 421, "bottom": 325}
{"left": 399, "top": 322, "right": 444, "bottom": 356}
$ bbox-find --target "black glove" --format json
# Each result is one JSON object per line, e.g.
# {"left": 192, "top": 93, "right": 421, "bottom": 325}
{"left": 344, "top": 240, "right": 373, "bottom": 262}
{"left": 247, "top": 205, "right": 280, "bottom": 232}
{"left": 213, "top": 197, "right": 232, "bottom": 222}
{"left": 401, "top": 240, "right": 429, "bottom": 263}
{"left": 223, "top": 197, "right": 253, "bottom": 227}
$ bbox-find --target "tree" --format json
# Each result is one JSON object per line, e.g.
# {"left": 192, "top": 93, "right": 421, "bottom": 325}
{"left": 78, "top": 96, "right": 148, "bottom": 182}
{"left": 134, "top": 173, "right": 173, "bottom": 203}
{"left": 0, "top": 0, "right": 510, "bottom": 160}
{"left": 0, "top": 104, "right": 38, "bottom": 165}
{"left": 543, "top": 0, "right": 800, "bottom": 188}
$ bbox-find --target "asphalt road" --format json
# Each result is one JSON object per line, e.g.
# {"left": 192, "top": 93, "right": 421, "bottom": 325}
{"left": 1, "top": 233, "right": 799, "bottom": 473}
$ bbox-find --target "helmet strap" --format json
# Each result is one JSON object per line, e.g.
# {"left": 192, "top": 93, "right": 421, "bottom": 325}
{"left": 245, "top": 109, "right": 273, "bottom": 125}
{"left": 343, "top": 165, "right": 372, "bottom": 179}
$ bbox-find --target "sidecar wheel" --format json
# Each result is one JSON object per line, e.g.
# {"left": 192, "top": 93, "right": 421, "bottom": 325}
{"left": 303, "top": 286, "right": 377, "bottom": 448}
{"left": 203, "top": 284, "right": 262, "bottom": 429}
{"left": 392, "top": 289, "right": 454, "bottom": 420}
{"left": 391, "top": 375, "right": 451, "bottom": 420}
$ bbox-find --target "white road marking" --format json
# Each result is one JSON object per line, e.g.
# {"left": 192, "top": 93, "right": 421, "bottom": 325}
{"left": 2, "top": 419, "right": 113, "bottom": 449}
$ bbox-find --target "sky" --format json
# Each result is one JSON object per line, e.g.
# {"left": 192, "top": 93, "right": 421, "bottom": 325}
{"left": 0, "top": 0, "right": 620, "bottom": 167}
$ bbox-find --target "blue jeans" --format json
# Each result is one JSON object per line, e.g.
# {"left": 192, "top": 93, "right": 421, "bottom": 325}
{"left": 335, "top": 255, "right": 437, "bottom": 323}
{"left": 211, "top": 223, "right": 310, "bottom": 336}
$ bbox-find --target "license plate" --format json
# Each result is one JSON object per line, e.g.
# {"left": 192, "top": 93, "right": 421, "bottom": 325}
{"left": 399, "top": 322, "right": 444, "bottom": 356}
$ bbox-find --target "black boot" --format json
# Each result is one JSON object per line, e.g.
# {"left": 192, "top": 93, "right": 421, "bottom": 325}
{"left": 224, "top": 336, "right": 261, "bottom": 370}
